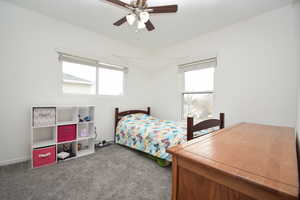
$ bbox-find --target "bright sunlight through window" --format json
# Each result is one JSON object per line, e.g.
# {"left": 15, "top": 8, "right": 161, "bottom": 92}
{"left": 98, "top": 68, "right": 124, "bottom": 96}
{"left": 183, "top": 67, "right": 215, "bottom": 122}
{"left": 63, "top": 62, "right": 96, "bottom": 95}
{"left": 62, "top": 61, "right": 124, "bottom": 96}
{"left": 184, "top": 67, "right": 214, "bottom": 92}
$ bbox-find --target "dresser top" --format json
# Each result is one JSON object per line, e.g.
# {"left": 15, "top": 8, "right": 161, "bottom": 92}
{"left": 168, "top": 123, "right": 299, "bottom": 198}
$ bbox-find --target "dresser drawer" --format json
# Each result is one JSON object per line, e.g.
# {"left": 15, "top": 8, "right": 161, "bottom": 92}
{"left": 33, "top": 146, "right": 56, "bottom": 168}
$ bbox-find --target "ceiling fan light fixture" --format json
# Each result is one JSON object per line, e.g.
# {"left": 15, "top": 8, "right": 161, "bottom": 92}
{"left": 107, "top": 0, "right": 178, "bottom": 32}
{"left": 137, "top": 20, "right": 146, "bottom": 29}
{"left": 139, "top": 11, "right": 150, "bottom": 23}
{"left": 126, "top": 13, "right": 136, "bottom": 25}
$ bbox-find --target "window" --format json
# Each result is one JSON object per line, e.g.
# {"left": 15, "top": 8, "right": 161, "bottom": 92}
{"left": 180, "top": 58, "right": 216, "bottom": 122}
{"left": 60, "top": 53, "right": 126, "bottom": 96}
{"left": 63, "top": 61, "right": 96, "bottom": 95}
{"left": 184, "top": 68, "right": 214, "bottom": 92}
{"left": 98, "top": 68, "right": 124, "bottom": 95}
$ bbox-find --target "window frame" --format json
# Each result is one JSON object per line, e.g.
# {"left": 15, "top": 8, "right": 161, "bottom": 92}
{"left": 180, "top": 64, "right": 216, "bottom": 120}
{"left": 59, "top": 54, "right": 127, "bottom": 97}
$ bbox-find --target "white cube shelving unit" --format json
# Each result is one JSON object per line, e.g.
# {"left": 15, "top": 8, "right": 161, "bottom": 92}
{"left": 31, "top": 105, "right": 95, "bottom": 168}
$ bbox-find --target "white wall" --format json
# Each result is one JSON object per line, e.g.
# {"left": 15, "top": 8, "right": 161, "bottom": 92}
{"left": 298, "top": 84, "right": 300, "bottom": 134}
{"left": 298, "top": 79, "right": 300, "bottom": 132}
{"left": 0, "top": 1, "right": 151, "bottom": 165}
{"left": 295, "top": 2, "right": 300, "bottom": 135}
{"left": 148, "top": 4, "right": 300, "bottom": 128}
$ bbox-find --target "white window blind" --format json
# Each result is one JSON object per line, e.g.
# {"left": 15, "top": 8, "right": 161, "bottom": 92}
{"left": 98, "top": 68, "right": 124, "bottom": 95}
{"left": 58, "top": 52, "right": 128, "bottom": 72}
{"left": 184, "top": 67, "right": 215, "bottom": 92}
{"left": 178, "top": 57, "right": 217, "bottom": 73}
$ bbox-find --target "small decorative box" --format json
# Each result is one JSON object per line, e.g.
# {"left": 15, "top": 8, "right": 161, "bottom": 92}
{"left": 33, "top": 107, "right": 56, "bottom": 127}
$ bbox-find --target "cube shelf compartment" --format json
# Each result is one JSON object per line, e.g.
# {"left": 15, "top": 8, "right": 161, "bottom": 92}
{"left": 56, "top": 106, "right": 78, "bottom": 125}
{"left": 32, "top": 126, "right": 56, "bottom": 149}
{"left": 78, "top": 106, "right": 95, "bottom": 122}
{"left": 77, "top": 138, "right": 94, "bottom": 157}
{"left": 57, "top": 124, "right": 77, "bottom": 143}
{"left": 57, "top": 142, "right": 77, "bottom": 161}
{"left": 31, "top": 105, "right": 95, "bottom": 168}
{"left": 32, "top": 107, "right": 56, "bottom": 128}
{"left": 78, "top": 123, "right": 94, "bottom": 140}
{"left": 32, "top": 145, "right": 56, "bottom": 168}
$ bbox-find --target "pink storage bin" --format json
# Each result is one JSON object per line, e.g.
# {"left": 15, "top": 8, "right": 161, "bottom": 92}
{"left": 57, "top": 124, "right": 76, "bottom": 143}
{"left": 33, "top": 146, "right": 56, "bottom": 168}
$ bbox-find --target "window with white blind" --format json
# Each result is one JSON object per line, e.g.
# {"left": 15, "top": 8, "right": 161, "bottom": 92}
{"left": 62, "top": 61, "right": 97, "bottom": 95}
{"left": 98, "top": 68, "right": 124, "bottom": 95}
{"left": 59, "top": 52, "right": 127, "bottom": 96}
{"left": 179, "top": 58, "right": 217, "bottom": 122}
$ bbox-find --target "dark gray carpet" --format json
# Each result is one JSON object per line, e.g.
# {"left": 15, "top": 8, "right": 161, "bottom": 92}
{"left": 0, "top": 145, "right": 171, "bottom": 200}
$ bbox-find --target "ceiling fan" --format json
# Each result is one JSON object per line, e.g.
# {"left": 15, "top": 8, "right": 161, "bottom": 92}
{"left": 104, "top": 0, "right": 178, "bottom": 31}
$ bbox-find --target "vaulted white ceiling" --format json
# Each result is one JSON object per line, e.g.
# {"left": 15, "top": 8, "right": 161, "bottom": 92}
{"left": 4, "top": 0, "right": 293, "bottom": 50}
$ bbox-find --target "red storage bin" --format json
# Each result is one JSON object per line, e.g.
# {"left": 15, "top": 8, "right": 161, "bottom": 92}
{"left": 33, "top": 146, "right": 56, "bottom": 168}
{"left": 57, "top": 124, "right": 76, "bottom": 143}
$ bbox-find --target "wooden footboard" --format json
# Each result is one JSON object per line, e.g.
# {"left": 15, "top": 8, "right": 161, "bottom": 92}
{"left": 187, "top": 113, "right": 225, "bottom": 141}
{"left": 114, "top": 107, "right": 224, "bottom": 143}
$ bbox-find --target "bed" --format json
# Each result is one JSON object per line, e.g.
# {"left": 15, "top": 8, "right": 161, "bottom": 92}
{"left": 114, "top": 107, "right": 224, "bottom": 162}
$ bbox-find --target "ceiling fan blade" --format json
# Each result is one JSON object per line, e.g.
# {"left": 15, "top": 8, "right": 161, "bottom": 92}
{"left": 104, "top": 0, "right": 130, "bottom": 8}
{"left": 148, "top": 5, "right": 178, "bottom": 13}
{"left": 113, "top": 17, "right": 127, "bottom": 26}
{"left": 145, "top": 20, "right": 155, "bottom": 31}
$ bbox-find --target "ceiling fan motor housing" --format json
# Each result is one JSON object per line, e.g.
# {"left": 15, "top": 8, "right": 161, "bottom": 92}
{"left": 130, "top": 0, "right": 147, "bottom": 9}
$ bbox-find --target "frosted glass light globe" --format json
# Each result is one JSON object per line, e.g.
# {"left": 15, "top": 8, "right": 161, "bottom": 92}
{"left": 137, "top": 20, "right": 146, "bottom": 29}
{"left": 126, "top": 13, "right": 136, "bottom": 25}
{"left": 139, "top": 11, "right": 150, "bottom": 23}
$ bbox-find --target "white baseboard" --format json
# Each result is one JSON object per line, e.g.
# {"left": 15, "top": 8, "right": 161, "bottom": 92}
{"left": 0, "top": 156, "right": 29, "bottom": 166}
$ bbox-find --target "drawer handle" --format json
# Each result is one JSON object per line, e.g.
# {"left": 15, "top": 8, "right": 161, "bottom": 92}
{"left": 38, "top": 152, "right": 51, "bottom": 158}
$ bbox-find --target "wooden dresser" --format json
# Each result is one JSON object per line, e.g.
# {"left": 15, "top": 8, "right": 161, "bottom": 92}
{"left": 167, "top": 123, "right": 299, "bottom": 200}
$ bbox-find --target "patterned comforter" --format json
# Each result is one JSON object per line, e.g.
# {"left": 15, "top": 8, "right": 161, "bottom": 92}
{"left": 116, "top": 114, "right": 214, "bottom": 161}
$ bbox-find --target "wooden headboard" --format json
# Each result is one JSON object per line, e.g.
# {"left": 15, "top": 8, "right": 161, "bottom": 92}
{"left": 114, "top": 107, "right": 150, "bottom": 141}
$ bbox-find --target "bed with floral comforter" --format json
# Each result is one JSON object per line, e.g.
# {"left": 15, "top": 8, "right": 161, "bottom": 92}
{"left": 115, "top": 114, "right": 214, "bottom": 161}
